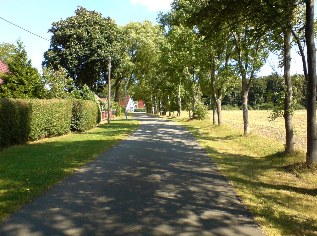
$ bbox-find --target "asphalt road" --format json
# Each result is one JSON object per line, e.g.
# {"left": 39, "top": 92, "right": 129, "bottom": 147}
{"left": 0, "top": 114, "right": 264, "bottom": 236}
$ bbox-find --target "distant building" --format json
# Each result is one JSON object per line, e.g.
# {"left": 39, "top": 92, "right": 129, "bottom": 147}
{"left": 0, "top": 61, "right": 9, "bottom": 85}
{"left": 119, "top": 96, "right": 135, "bottom": 112}
{"left": 119, "top": 96, "right": 145, "bottom": 112}
{"left": 137, "top": 100, "right": 145, "bottom": 109}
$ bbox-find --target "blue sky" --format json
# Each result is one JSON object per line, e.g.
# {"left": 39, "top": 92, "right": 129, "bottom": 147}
{"left": 0, "top": 0, "right": 172, "bottom": 70}
{"left": 0, "top": 0, "right": 306, "bottom": 76}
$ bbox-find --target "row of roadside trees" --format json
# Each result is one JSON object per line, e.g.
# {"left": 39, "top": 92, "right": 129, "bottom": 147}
{"left": 1, "top": 3, "right": 316, "bottom": 165}
{"left": 161, "top": 0, "right": 316, "bottom": 165}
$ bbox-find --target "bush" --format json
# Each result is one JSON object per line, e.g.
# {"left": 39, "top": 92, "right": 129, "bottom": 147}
{"left": 111, "top": 101, "right": 123, "bottom": 116}
{"left": 253, "top": 102, "right": 274, "bottom": 110}
{"left": 194, "top": 102, "right": 208, "bottom": 120}
{"left": 221, "top": 105, "right": 241, "bottom": 110}
{"left": 134, "top": 108, "right": 146, "bottom": 112}
{"left": 28, "top": 99, "right": 72, "bottom": 140}
{"left": 0, "top": 99, "right": 72, "bottom": 146}
{"left": 0, "top": 98, "right": 101, "bottom": 147}
{"left": 71, "top": 100, "right": 100, "bottom": 132}
{"left": 0, "top": 99, "right": 31, "bottom": 146}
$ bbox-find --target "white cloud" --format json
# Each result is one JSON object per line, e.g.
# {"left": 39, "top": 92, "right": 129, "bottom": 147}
{"left": 130, "top": 0, "right": 172, "bottom": 12}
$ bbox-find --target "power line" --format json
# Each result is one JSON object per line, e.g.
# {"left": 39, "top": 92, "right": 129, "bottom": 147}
{"left": 0, "top": 16, "right": 49, "bottom": 42}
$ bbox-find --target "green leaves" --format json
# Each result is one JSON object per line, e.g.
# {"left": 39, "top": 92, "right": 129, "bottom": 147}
{"left": 42, "top": 66, "right": 74, "bottom": 99}
{"left": 0, "top": 41, "right": 43, "bottom": 99}
{"left": 44, "top": 7, "right": 123, "bottom": 91}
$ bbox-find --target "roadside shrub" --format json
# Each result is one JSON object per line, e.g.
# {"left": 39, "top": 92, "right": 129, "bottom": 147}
{"left": 29, "top": 99, "right": 72, "bottom": 140}
{"left": 221, "top": 105, "right": 240, "bottom": 110}
{"left": 194, "top": 102, "right": 208, "bottom": 120}
{"left": 0, "top": 99, "right": 31, "bottom": 146}
{"left": 0, "top": 99, "right": 72, "bottom": 146}
{"left": 253, "top": 102, "right": 274, "bottom": 110}
{"left": 134, "top": 108, "right": 146, "bottom": 112}
{"left": 111, "top": 101, "right": 123, "bottom": 116}
{"left": 71, "top": 100, "right": 100, "bottom": 132}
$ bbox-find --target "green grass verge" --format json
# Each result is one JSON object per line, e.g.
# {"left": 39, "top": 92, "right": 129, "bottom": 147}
{"left": 0, "top": 119, "right": 139, "bottom": 221}
{"left": 171, "top": 117, "right": 317, "bottom": 236}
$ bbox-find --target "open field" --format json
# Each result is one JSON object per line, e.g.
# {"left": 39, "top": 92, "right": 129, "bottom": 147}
{"left": 169, "top": 111, "right": 317, "bottom": 236}
{"left": 0, "top": 119, "right": 140, "bottom": 222}
{"left": 221, "top": 110, "right": 307, "bottom": 151}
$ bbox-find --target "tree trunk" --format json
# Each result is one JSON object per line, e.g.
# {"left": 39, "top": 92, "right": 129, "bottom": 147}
{"left": 210, "top": 57, "right": 217, "bottom": 125}
{"left": 154, "top": 97, "right": 158, "bottom": 114}
{"left": 306, "top": 0, "right": 317, "bottom": 165}
{"left": 292, "top": 29, "right": 308, "bottom": 80}
{"left": 212, "top": 104, "right": 216, "bottom": 125}
{"left": 283, "top": 29, "right": 295, "bottom": 154}
{"left": 192, "top": 95, "right": 195, "bottom": 119}
{"left": 113, "top": 80, "right": 121, "bottom": 102}
{"left": 216, "top": 98, "right": 222, "bottom": 126}
{"left": 242, "top": 91, "right": 249, "bottom": 135}
{"left": 178, "top": 82, "right": 181, "bottom": 116}
{"left": 191, "top": 83, "right": 196, "bottom": 119}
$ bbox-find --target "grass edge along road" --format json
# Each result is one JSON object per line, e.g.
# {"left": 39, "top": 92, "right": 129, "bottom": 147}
{"left": 169, "top": 115, "right": 317, "bottom": 236}
{"left": 0, "top": 119, "right": 140, "bottom": 222}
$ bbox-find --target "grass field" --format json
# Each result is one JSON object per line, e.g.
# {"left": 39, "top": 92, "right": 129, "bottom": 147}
{"left": 222, "top": 110, "right": 307, "bottom": 151}
{"left": 0, "top": 119, "right": 139, "bottom": 222}
{"left": 169, "top": 110, "right": 317, "bottom": 236}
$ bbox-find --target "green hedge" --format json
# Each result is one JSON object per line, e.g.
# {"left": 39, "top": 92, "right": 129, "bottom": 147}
{"left": 28, "top": 99, "right": 72, "bottom": 141}
{"left": 0, "top": 99, "right": 31, "bottom": 146}
{"left": 0, "top": 99, "right": 72, "bottom": 146}
{"left": 134, "top": 108, "right": 146, "bottom": 112}
{"left": 71, "top": 100, "right": 101, "bottom": 132}
{"left": 0, "top": 98, "right": 100, "bottom": 147}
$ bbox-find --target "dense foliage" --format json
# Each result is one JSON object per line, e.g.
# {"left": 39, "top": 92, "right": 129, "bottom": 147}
{"left": 0, "top": 41, "right": 43, "bottom": 99}
{"left": 222, "top": 74, "right": 306, "bottom": 110}
{"left": 1, "top": 3, "right": 316, "bottom": 162}
{"left": 29, "top": 99, "right": 73, "bottom": 140}
{"left": 43, "top": 7, "right": 124, "bottom": 93}
{"left": 71, "top": 100, "right": 101, "bottom": 132}
{"left": 0, "top": 99, "right": 31, "bottom": 146}
{"left": 0, "top": 99, "right": 100, "bottom": 147}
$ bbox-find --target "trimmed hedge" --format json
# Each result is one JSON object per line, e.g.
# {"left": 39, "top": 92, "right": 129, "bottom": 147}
{"left": 28, "top": 99, "right": 72, "bottom": 141}
{"left": 0, "top": 99, "right": 31, "bottom": 146}
{"left": 0, "top": 98, "right": 100, "bottom": 147}
{"left": 71, "top": 100, "right": 101, "bottom": 132}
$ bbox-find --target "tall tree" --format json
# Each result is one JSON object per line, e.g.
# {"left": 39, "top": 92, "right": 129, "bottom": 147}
{"left": 170, "top": 0, "right": 270, "bottom": 133}
{"left": 305, "top": 0, "right": 317, "bottom": 165}
{"left": 163, "top": 25, "right": 204, "bottom": 118}
{"left": 251, "top": 0, "right": 300, "bottom": 154}
{"left": 0, "top": 41, "right": 43, "bottom": 99}
{"left": 0, "top": 43, "right": 16, "bottom": 63}
{"left": 43, "top": 7, "right": 123, "bottom": 93}
{"left": 42, "top": 66, "right": 74, "bottom": 99}
{"left": 123, "top": 21, "right": 165, "bottom": 113}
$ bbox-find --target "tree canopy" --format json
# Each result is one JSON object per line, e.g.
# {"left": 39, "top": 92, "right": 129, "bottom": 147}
{"left": 0, "top": 41, "right": 43, "bottom": 99}
{"left": 43, "top": 7, "right": 124, "bottom": 92}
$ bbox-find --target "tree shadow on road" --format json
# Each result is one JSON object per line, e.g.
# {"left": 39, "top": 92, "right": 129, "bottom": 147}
{"left": 0, "top": 116, "right": 263, "bottom": 236}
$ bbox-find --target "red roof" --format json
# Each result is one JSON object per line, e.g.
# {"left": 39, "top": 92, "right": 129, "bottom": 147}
{"left": 0, "top": 61, "right": 9, "bottom": 85}
{"left": 0, "top": 61, "right": 9, "bottom": 74}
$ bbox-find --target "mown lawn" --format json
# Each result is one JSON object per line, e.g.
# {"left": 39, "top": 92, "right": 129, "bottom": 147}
{"left": 169, "top": 111, "right": 317, "bottom": 236}
{"left": 0, "top": 119, "right": 139, "bottom": 222}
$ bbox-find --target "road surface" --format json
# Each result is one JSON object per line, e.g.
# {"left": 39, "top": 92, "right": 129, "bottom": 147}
{"left": 0, "top": 114, "right": 263, "bottom": 236}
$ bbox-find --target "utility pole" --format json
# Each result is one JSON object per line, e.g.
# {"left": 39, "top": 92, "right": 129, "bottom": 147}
{"left": 107, "top": 56, "right": 111, "bottom": 124}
